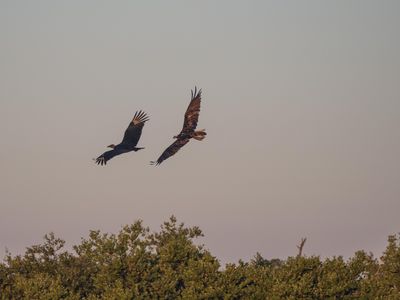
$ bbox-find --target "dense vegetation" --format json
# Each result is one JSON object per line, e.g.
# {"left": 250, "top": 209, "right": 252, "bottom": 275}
{"left": 1, "top": 217, "right": 399, "bottom": 299}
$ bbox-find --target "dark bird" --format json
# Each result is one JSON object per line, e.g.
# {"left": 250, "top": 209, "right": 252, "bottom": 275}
{"left": 151, "top": 87, "right": 206, "bottom": 166}
{"left": 95, "top": 110, "right": 149, "bottom": 165}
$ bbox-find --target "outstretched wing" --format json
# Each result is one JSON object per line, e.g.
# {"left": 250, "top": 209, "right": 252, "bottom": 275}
{"left": 95, "top": 149, "right": 124, "bottom": 166}
{"left": 181, "top": 87, "right": 201, "bottom": 135}
{"left": 121, "top": 110, "right": 149, "bottom": 146}
{"left": 151, "top": 138, "right": 190, "bottom": 166}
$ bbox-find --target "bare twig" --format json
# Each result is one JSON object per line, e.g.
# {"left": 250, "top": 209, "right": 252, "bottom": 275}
{"left": 297, "top": 237, "right": 307, "bottom": 257}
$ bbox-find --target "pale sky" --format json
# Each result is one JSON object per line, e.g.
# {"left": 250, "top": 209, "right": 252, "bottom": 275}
{"left": 1, "top": 1, "right": 399, "bottom": 264}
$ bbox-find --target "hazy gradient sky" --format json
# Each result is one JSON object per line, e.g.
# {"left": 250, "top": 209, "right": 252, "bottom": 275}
{"left": 1, "top": 1, "right": 400, "bottom": 263}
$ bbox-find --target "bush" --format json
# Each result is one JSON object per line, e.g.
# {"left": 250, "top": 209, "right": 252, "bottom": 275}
{"left": 1, "top": 217, "right": 399, "bottom": 299}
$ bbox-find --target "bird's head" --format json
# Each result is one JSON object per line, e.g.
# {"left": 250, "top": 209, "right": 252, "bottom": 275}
{"left": 107, "top": 144, "right": 116, "bottom": 149}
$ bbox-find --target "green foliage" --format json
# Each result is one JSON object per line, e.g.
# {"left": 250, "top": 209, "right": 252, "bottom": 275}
{"left": 1, "top": 217, "right": 399, "bottom": 299}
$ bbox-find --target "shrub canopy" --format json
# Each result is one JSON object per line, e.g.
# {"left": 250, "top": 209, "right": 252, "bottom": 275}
{"left": 1, "top": 216, "right": 400, "bottom": 299}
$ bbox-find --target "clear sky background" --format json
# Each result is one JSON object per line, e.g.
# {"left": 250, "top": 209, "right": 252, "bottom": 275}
{"left": 1, "top": 1, "right": 399, "bottom": 264}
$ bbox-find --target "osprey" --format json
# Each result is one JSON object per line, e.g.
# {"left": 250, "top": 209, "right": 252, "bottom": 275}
{"left": 95, "top": 110, "right": 149, "bottom": 165}
{"left": 151, "top": 87, "right": 206, "bottom": 166}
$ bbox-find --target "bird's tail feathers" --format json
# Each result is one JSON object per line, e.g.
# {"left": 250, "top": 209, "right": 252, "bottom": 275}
{"left": 192, "top": 129, "right": 206, "bottom": 141}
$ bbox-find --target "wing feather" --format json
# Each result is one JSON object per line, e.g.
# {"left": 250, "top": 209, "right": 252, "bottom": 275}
{"left": 151, "top": 138, "right": 190, "bottom": 166}
{"left": 95, "top": 149, "right": 124, "bottom": 166}
{"left": 121, "top": 110, "right": 149, "bottom": 146}
{"left": 181, "top": 87, "right": 201, "bottom": 134}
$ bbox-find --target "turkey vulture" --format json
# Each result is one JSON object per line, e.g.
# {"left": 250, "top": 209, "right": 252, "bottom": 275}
{"left": 94, "top": 110, "right": 149, "bottom": 165}
{"left": 151, "top": 87, "right": 206, "bottom": 166}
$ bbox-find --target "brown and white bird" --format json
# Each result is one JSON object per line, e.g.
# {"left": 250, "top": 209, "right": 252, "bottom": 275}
{"left": 94, "top": 110, "right": 149, "bottom": 165}
{"left": 151, "top": 87, "right": 206, "bottom": 166}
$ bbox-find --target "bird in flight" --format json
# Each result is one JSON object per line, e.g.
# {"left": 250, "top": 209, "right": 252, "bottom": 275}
{"left": 94, "top": 110, "right": 149, "bottom": 165}
{"left": 151, "top": 87, "right": 206, "bottom": 166}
